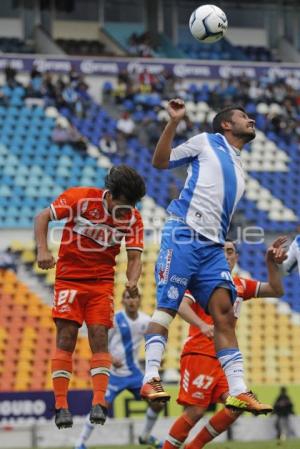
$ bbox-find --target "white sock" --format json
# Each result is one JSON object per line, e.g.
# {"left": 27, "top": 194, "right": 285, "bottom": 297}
{"left": 140, "top": 407, "right": 159, "bottom": 440}
{"left": 75, "top": 414, "right": 95, "bottom": 447}
{"left": 143, "top": 334, "right": 167, "bottom": 383}
{"left": 217, "top": 348, "right": 247, "bottom": 396}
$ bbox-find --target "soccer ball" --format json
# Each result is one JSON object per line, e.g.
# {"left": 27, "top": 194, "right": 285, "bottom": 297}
{"left": 189, "top": 4, "right": 228, "bottom": 44}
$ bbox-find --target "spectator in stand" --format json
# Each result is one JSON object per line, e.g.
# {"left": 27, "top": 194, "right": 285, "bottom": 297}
{"left": 62, "top": 83, "right": 80, "bottom": 114}
{"left": 116, "top": 111, "right": 135, "bottom": 137}
{"left": 128, "top": 32, "right": 140, "bottom": 56}
{"left": 52, "top": 122, "right": 87, "bottom": 152}
{"left": 114, "top": 77, "right": 128, "bottom": 105}
{"left": 4, "top": 63, "right": 17, "bottom": 87}
{"left": 0, "top": 89, "right": 9, "bottom": 107}
{"left": 128, "top": 31, "right": 155, "bottom": 58}
{"left": 273, "top": 387, "right": 295, "bottom": 441}
{"left": 68, "top": 65, "right": 80, "bottom": 84}
{"left": 0, "top": 247, "right": 17, "bottom": 272}
{"left": 99, "top": 134, "right": 117, "bottom": 155}
{"left": 139, "top": 68, "right": 155, "bottom": 92}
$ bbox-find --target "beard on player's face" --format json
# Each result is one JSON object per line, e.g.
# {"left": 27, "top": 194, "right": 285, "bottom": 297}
{"left": 231, "top": 124, "right": 256, "bottom": 143}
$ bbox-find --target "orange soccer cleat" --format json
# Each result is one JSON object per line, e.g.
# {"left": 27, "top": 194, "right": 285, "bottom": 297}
{"left": 140, "top": 377, "right": 171, "bottom": 402}
{"left": 225, "top": 391, "right": 273, "bottom": 415}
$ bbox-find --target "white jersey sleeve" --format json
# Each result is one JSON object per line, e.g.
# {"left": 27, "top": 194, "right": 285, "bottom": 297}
{"left": 281, "top": 236, "right": 300, "bottom": 276}
{"left": 168, "top": 134, "right": 205, "bottom": 168}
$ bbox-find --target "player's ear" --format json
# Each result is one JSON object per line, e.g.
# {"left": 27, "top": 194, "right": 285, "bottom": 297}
{"left": 221, "top": 119, "right": 232, "bottom": 132}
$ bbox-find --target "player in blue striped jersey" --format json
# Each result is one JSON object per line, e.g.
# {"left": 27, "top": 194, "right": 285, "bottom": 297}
{"left": 281, "top": 234, "right": 300, "bottom": 276}
{"left": 75, "top": 290, "right": 163, "bottom": 449}
{"left": 141, "top": 99, "right": 273, "bottom": 415}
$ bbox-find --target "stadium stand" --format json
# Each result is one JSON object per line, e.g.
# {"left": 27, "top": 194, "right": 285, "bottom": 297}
{"left": 0, "top": 269, "right": 91, "bottom": 391}
{"left": 178, "top": 26, "right": 275, "bottom": 61}
{"left": 0, "top": 64, "right": 299, "bottom": 387}
{"left": 0, "top": 37, "right": 35, "bottom": 54}
{"left": 55, "top": 38, "right": 107, "bottom": 56}
{"left": 1, "top": 238, "right": 300, "bottom": 391}
{"left": 237, "top": 296, "right": 300, "bottom": 384}
{"left": 102, "top": 22, "right": 276, "bottom": 60}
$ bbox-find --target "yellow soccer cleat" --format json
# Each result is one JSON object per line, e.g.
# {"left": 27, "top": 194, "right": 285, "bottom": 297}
{"left": 225, "top": 391, "right": 273, "bottom": 415}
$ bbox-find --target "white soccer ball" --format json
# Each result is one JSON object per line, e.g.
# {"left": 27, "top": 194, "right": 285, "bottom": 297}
{"left": 189, "top": 4, "right": 228, "bottom": 44}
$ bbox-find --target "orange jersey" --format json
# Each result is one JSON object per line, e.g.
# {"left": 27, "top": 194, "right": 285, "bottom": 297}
{"left": 50, "top": 187, "right": 144, "bottom": 280}
{"left": 182, "top": 276, "right": 260, "bottom": 358}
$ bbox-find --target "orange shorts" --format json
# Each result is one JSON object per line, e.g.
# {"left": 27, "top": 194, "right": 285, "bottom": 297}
{"left": 177, "top": 353, "right": 228, "bottom": 408}
{"left": 53, "top": 279, "right": 114, "bottom": 328}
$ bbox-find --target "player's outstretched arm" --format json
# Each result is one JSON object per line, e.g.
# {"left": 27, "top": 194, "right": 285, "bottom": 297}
{"left": 258, "top": 236, "right": 287, "bottom": 298}
{"left": 126, "top": 249, "right": 142, "bottom": 297}
{"left": 178, "top": 295, "right": 214, "bottom": 339}
{"left": 152, "top": 99, "right": 186, "bottom": 169}
{"left": 34, "top": 208, "right": 56, "bottom": 270}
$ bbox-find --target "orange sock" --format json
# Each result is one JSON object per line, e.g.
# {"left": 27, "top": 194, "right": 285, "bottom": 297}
{"left": 163, "top": 413, "right": 194, "bottom": 449}
{"left": 51, "top": 348, "right": 73, "bottom": 409}
{"left": 90, "top": 352, "right": 112, "bottom": 406}
{"left": 185, "top": 408, "right": 240, "bottom": 449}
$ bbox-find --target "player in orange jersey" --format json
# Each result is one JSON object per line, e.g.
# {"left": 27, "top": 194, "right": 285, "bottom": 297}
{"left": 163, "top": 237, "right": 287, "bottom": 449}
{"left": 34, "top": 165, "right": 146, "bottom": 429}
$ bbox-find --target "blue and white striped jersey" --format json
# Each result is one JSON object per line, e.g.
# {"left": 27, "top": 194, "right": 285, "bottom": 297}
{"left": 167, "top": 132, "right": 246, "bottom": 243}
{"left": 282, "top": 235, "right": 300, "bottom": 276}
{"left": 108, "top": 310, "right": 150, "bottom": 377}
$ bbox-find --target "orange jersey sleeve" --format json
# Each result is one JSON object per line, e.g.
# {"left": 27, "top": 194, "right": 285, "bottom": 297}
{"left": 234, "top": 277, "right": 260, "bottom": 301}
{"left": 50, "top": 187, "right": 92, "bottom": 221}
{"left": 125, "top": 209, "right": 144, "bottom": 252}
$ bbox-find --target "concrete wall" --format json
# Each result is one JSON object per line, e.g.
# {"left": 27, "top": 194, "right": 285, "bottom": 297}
{"left": 0, "top": 18, "right": 23, "bottom": 38}
{"left": 53, "top": 20, "right": 100, "bottom": 40}
{"left": 226, "top": 27, "right": 267, "bottom": 47}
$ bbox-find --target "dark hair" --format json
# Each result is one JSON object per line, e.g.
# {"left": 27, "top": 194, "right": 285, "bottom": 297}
{"left": 105, "top": 165, "right": 146, "bottom": 205}
{"left": 225, "top": 238, "right": 238, "bottom": 253}
{"left": 212, "top": 105, "right": 246, "bottom": 134}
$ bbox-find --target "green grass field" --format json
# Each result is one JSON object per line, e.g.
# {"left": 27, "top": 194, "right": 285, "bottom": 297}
{"left": 41, "top": 442, "right": 300, "bottom": 449}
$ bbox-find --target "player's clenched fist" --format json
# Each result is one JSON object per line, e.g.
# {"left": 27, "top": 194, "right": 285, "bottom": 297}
{"left": 37, "top": 249, "right": 56, "bottom": 270}
{"left": 167, "top": 98, "right": 186, "bottom": 123}
{"left": 125, "top": 281, "right": 139, "bottom": 298}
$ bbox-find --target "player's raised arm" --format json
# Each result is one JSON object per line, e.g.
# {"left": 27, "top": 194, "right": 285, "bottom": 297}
{"left": 152, "top": 98, "right": 186, "bottom": 169}
{"left": 178, "top": 294, "right": 214, "bottom": 339}
{"left": 34, "top": 208, "right": 56, "bottom": 270}
{"left": 125, "top": 249, "right": 142, "bottom": 297}
{"left": 257, "top": 236, "right": 287, "bottom": 298}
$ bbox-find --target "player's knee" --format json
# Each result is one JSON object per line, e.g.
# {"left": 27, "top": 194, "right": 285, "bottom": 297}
{"left": 208, "top": 288, "right": 235, "bottom": 325}
{"left": 184, "top": 406, "right": 204, "bottom": 424}
{"left": 55, "top": 320, "right": 78, "bottom": 352}
{"left": 151, "top": 309, "right": 175, "bottom": 331}
{"left": 88, "top": 325, "right": 108, "bottom": 353}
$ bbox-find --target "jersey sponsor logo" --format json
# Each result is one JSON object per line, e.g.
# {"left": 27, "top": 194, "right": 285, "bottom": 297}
{"left": 170, "top": 275, "right": 188, "bottom": 286}
{"left": 158, "top": 249, "right": 173, "bottom": 285}
{"left": 192, "top": 391, "right": 204, "bottom": 399}
{"left": 74, "top": 216, "right": 124, "bottom": 248}
{"left": 167, "top": 286, "right": 179, "bottom": 300}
